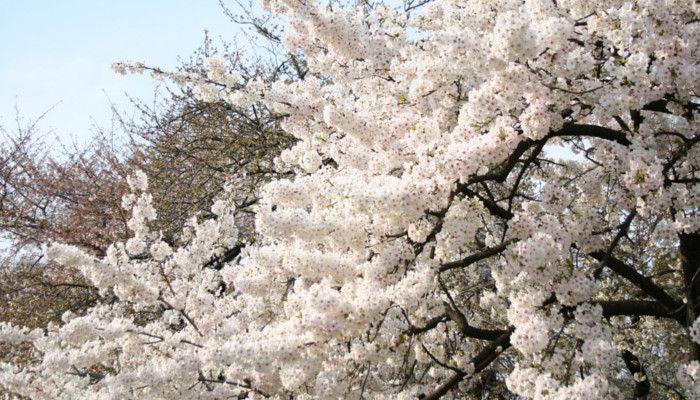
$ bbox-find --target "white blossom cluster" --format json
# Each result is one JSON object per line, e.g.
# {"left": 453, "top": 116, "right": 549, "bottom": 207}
{"left": 2, "top": 0, "right": 700, "bottom": 399}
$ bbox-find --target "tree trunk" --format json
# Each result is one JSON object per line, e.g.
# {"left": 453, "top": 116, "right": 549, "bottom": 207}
{"left": 680, "top": 232, "right": 700, "bottom": 361}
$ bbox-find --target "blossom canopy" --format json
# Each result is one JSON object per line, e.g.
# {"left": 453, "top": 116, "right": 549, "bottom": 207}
{"left": 1, "top": 0, "right": 700, "bottom": 399}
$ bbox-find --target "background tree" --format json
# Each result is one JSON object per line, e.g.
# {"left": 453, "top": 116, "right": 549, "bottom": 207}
{"left": 0, "top": 119, "right": 126, "bottom": 329}
{"left": 120, "top": 33, "right": 296, "bottom": 241}
{"left": 0, "top": 33, "right": 294, "bottom": 337}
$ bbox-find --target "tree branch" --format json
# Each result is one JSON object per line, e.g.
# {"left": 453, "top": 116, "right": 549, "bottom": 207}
{"left": 589, "top": 252, "right": 684, "bottom": 315}
{"left": 680, "top": 232, "right": 700, "bottom": 360}
{"left": 549, "top": 123, "right": 631, "bottom": 146}
{"left": 621, "top": 350, "right": 650, "bottom": 398}
{"left": 440, "top": 239, "right": 517, "bottom": 272}
{"left": 418, "top": 330, "right": 513, "bottom": 399}
{"left": 596, "top": 300, "right": 684, "bottom": 323}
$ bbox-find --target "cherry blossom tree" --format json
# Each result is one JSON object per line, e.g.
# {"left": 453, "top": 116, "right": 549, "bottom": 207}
{"left": 2, "top": 0, "right": 700, "bottom": 399}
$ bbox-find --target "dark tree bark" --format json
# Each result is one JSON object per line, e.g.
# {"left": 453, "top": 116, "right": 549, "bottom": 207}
{"left": 680, "top": 232, "right": 700, "bottom": 361}
{"left": 621, "top": 350, "right": 650, "bottom": 398}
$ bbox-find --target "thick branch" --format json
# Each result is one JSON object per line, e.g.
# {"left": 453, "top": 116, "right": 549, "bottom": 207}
{"left": 589, "top": 252, "right": 683, "bottom": 315}
{"left": 555, "top": 298, "right": 684, "bottom": 323}
{"left": 456, "top": 124, "right": 628, "bottom": 221}
{"left": 680, "top": 232, "right": 700, "bottom": 360}
{"left": 596, "top": 300, "right": 684, "bottom": 323}
{"left": 549, "top": 123, "right": 631, "bottom": 146}
{"left": 203, "top": 243, "right": 243, "bottom": 270}
{"left": 418, "top": 330, "right": 512, "bottom": 399}
{"left": 440, "top": 239, "right": 516, "bottom": 272}
{"left": 409, "top": 315, "right": 448, "bottom": 335}
{"left": 621, "top": 350, "right": 650, "bottom": 398}
{"left": 443, "top": 306, "right": 509, "bottom": 340}
{"left": 460, "top": 188, "right": 514, "bottom": 220}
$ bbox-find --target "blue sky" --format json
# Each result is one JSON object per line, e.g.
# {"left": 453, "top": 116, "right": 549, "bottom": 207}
{"left": 0, "top": 1, "right": 243, "bottom": 146}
